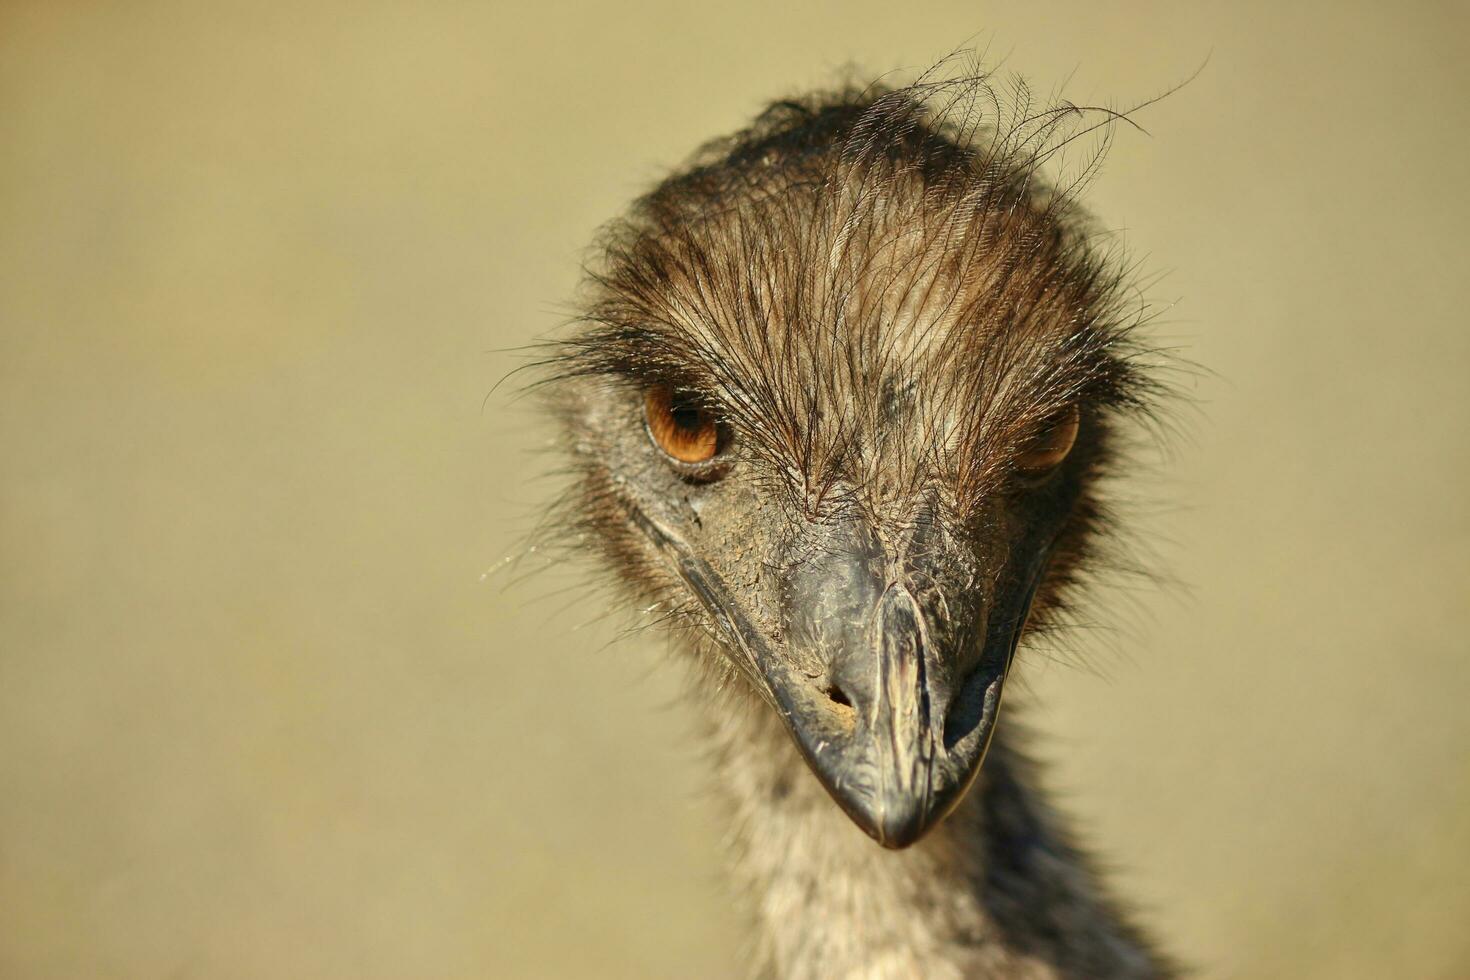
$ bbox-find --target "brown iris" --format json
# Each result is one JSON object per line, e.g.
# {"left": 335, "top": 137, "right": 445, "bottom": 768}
{"left": 644, "top": 385, "right": 722, "bottom": 465}
{"left": 1017, "top": 406, "right": 1080, "bottom": 477}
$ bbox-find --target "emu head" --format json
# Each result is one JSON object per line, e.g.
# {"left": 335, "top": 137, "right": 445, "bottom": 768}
{"left": 543, "top": 83, "right": 1159, "bottom": 848}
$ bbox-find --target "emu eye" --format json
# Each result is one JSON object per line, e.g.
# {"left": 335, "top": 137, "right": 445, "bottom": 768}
{"left": 1017, "top": 406, "right": 1080, "bottom": 478}
{"left": 644, "top": 385, "right": 723, "bottom": 466}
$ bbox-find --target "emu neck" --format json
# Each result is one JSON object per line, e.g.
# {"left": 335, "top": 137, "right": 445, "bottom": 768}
{"left": 704, "top": 686, "right": 1168, "bottom": 980}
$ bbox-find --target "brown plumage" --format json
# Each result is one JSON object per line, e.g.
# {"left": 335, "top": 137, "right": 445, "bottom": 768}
{"left": 533, "top": 65, "right": 1180, "bottom": 978}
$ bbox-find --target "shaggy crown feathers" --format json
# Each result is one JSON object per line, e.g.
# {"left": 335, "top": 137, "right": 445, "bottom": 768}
{"left": 545, "top": 74, "right": 1167, "bottom": 520}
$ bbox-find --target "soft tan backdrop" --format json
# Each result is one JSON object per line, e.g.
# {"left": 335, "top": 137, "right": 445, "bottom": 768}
{"left": 2, "top": 2, "right": 1467, "bottom": 977}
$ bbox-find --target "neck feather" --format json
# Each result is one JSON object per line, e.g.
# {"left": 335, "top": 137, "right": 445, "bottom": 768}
{"left": 698, "top": 680, "right": 1172, "bottom": 980}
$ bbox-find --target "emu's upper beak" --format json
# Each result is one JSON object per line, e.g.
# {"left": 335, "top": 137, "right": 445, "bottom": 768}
{"left": 768, "top": 590, "right": 1012, "bottom": 848}
{"left": 630, "top": 503, "right": 1034, "bottom": 848}
{"left": 766, "top": 517, "right": 1032, "bottom": 848}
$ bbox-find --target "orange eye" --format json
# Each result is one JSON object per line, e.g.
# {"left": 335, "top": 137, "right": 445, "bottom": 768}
{"left": 1017, "top": 406, "right": 1080, "bottom": 477}
{"left": 644, "top": 385, "right": 722, "bottom": 465}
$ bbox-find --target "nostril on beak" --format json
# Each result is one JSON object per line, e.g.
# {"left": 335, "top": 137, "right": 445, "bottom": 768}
{"left": 823, "top": 683, "right": 857, "bottom": 730}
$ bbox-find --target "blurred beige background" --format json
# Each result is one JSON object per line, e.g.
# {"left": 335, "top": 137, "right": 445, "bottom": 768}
{"left": 2, "top": 1, "right": 1467, "bottom": 977}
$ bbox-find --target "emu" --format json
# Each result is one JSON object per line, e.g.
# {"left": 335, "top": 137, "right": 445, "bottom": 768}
{"left": 536, "top": 71, "right": 1178, "bottom": 979}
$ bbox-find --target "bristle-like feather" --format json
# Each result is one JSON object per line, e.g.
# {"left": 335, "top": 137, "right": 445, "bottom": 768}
{"left": 536, "top": 69, "right": 1175, "bottom": 526}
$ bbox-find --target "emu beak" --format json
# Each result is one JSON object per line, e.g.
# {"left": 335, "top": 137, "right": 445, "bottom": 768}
{"left": 628, "top": 502, "right": 1034, "bottom": 848}
{"left": 768, "top": 521, "right": 1033, "bottom": 849}
{"left": 768, "top": 588, "right": 1008, "bottom": 848}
